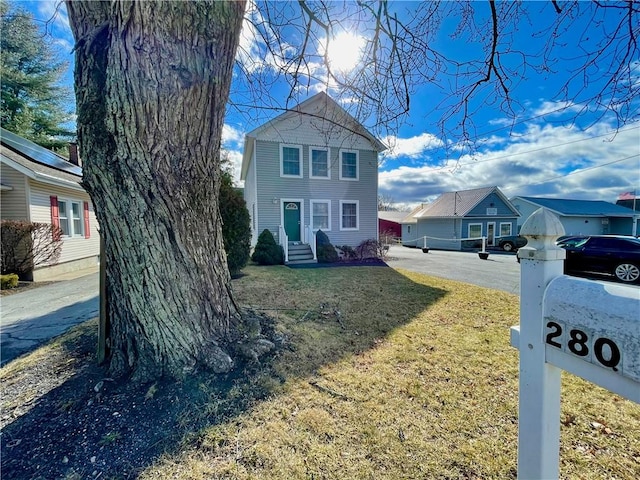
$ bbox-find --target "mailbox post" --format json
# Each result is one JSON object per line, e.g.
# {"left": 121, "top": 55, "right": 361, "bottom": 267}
{"left": 512, "top": 208, "right": 639, "bottom": 479}
{"left": 514, "top": 208, "right": 566, "bottom": 479}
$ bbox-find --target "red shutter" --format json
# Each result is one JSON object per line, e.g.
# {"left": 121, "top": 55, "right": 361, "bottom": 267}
{"left": 50, "top": 196, "right": 61, "bottom": 241}
{"left": 83, "top": 201, "right": 91, "bottom": 239}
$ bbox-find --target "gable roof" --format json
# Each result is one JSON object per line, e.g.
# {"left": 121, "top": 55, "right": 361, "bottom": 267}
{"left": 378, "top": 211, "right": 409, "bottom": 223}
{"left": 1, "top": 128, "right": 84, "bottom": 191}
{"left": 241, "top": 92, "right": 386, "bottom": 180}
{"left": 412, "top": 186, "right": 519, "bottom": 219}
{"left": 512, "top": 196, "right": 637, "bottom": 217}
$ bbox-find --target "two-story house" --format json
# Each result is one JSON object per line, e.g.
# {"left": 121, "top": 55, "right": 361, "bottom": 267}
{"left": 240, "top": 92, "right": 386, "bottom": 263}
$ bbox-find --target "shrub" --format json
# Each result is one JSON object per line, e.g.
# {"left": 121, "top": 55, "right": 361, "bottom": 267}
{"left": 315, "top": 230, "right": 338, "bottom": 263}
{"left": 1, "top": 221, "right": 62, "bottom": 278}
{"left": 315, "top": 229, "right": 332, "bottom": 247}
{"left": 355, "top": 238, "right": 388, "bottom": 260}
{"left": 317, "top": 244, "right": 339, "bottom": 263}
{"left": 219, "top": 172, "right": 251, "bottom": 275}
{"left": 1, "top": 273, "right": 19, "bottom": 290}
{"left": 337, "top": 245, "right": 357, "bottom": 260}
{"left": 251, "top": 229, "right": 284, "bottom": 265}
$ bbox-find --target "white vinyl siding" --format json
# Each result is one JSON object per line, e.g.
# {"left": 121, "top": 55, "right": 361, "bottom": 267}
{"left": 500, "top": 222, "right": 512, "bottom": 236}
{"left": 468, "top": 223, "right": 482, "bottom": 238}
{"left": 339, "top": 149, "right": 359, "bottom": 181}
{"left": 280, "top": 144, "right": 302, "bottom": 178}
{"left": 311, "top": 200, "right": 331, "bottom": 230}
{"left": 0, "top": 163, "right": 29, "bottom": 220}
{"left": 340, "top": 200, "right": 359, "bottom": 231}
{"left": 309, "top": 147, "right": 330, "bottom": 179}
{"left": 29, "top": 182, "right": 100, "bottom": 266}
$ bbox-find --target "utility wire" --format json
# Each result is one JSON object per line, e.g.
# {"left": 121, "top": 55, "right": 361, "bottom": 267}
{"left": 380, "top": 125, "right": 640, "bottom": 178}
{"left": 501, "top": 154, "right": 640, "bottom": 192}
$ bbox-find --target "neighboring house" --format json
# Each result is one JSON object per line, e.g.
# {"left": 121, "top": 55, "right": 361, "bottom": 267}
{"left": 1, "top": 128, "right": 100, "bottom": 281}
{"left": 378, "top": 210, "right": 405, "bottom": 242}
{"left": 241, "top": 92, "right": 386, "bottom": 263}
{"left": 401, "top": 186, "right": 520, "bottom": 250}
{"left": 511, "top": 196, "right": 639, "bottom": 237}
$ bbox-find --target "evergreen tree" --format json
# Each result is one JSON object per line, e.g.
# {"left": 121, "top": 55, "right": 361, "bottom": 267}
{"left": 219, "top": 167, "right": 251, "bottom": 276}
{"left": 1, "top": 1, "right": 74, "bottom": 151}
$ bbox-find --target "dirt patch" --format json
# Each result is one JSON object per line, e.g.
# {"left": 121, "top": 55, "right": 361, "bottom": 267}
{"left": 1, "top": 314, "right": 281, "bottom": 479}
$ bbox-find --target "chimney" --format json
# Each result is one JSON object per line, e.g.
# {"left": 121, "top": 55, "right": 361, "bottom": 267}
{"left": 68, "top": 142, "right": 81, "bottom": 167}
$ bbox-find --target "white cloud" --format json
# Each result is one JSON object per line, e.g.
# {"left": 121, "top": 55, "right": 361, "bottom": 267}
{"left": 222, "top": 124, "right": 244, "bottom": 147}
{"left": 381, "top": 133, "right": 445, "bottom": 160}
{"left": 379, "top": 121, "right": 640, "bottom": 209}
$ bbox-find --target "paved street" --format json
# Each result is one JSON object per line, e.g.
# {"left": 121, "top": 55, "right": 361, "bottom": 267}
{"left": 385, "top": 244, "right": 522, "bottom": 295}
{"left": 0, "top": 272, "right": 99, "bottom": 365}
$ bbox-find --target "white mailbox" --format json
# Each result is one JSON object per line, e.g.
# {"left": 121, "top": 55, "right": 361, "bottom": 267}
{"left": 543, "top": 275, "right": 640, "bottom": 401}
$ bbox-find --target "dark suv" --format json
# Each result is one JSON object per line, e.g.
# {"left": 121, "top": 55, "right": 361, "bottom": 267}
{"left": 497, "top": 235, "right": 528, "bottom": 252}
{"left": 561, "top": 235, "right": 640, "bottom": 283}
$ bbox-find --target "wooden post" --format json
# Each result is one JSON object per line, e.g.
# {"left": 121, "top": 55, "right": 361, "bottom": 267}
{"left": 515, "top": 208, "right": 565, "bottom": 479}
{"left": 97, "top": 235, "right": 108, "bottom": 364}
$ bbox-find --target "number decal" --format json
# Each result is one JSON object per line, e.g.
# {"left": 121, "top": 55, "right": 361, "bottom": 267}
{"left": 545, "top": 322, "right": 562, "bottom": 348}
{"left": 593, "top": 338, "right": 621, "bottom": 371}
{"left": 544, "top": 322, "right": 622, "bottom": 373}
{"left": 567, "top": 329, "right": 589, "bottom": 357}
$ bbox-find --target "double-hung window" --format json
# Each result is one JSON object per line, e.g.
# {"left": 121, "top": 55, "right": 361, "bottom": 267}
{"left": 309, "top": 147, "right": 330, "bottom": 179}
{"left": 58, "top": 200, "right": 84, "bottom": 237}
{"left": 339, "top": 149, "right": 358, "bottom": 180}
{"left": 500, "top": 223, "right": 512, "bottom": 237}
{"left": 340, "top": 200, "right": 359, "bottom": 231}
{"left": 280, "top": 145, "right": 302, "bottom": 177}
{"left": 468, "top": 223, "right": 482, "bottom": 239}
{"left": 311, "top": 200, "right": 331, "bottom": 230}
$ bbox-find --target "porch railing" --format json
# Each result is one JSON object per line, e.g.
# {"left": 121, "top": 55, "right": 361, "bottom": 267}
{"left": 278, "top": 225, "right": 288, "bottom": 262}
{"left": 304, "top": 225, "right": 317, "bottom": 260}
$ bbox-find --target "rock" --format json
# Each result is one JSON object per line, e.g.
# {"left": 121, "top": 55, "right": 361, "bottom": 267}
{"left": 201, "top": 344, "right": 234, "bottom": 374}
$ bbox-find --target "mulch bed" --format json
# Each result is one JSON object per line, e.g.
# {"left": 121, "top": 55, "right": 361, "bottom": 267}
{"left": 287, "top": 258, "right": 388, "bottom": 269}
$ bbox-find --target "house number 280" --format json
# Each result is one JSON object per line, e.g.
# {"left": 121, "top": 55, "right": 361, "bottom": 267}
{"left": 545, "top": 321, "right": 621, "bottom": 371}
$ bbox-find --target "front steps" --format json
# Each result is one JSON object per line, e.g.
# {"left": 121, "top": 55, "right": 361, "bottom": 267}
{"left": 287, "top": 243, "right": 316, "bottom": 265}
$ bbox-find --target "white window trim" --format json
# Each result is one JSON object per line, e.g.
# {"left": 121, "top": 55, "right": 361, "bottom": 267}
{"left": 468, "top": 222, "right": 482, "bottom": 239}
{"left": 280, "top": 144, "right": 303, "bottom": 178}
{"left": 340, "top": 200, "right": 359, "bottom": 231}
{"left": 58, "top": 198, "right": 85, "bottom": 238}
{"left": 339, "top": 149, "right": 359, "bottom": 181}
{"left": 309, "top": 146, "right": 330, "bottom": 180}
{"left": 500, "top": 222, "right": 512, "bottom": 237}
{"left": 310, "top": 199, "right": 331, "bottom": 231}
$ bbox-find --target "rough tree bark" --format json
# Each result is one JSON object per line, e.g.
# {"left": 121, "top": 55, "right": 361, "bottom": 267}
{"left": 66, "top": 1, "right": 248, "bottom": 382}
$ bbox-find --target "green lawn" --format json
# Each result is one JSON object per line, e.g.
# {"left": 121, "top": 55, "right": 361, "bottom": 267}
{"left": 138, "top": 265, "right": 639, "bottom": 479}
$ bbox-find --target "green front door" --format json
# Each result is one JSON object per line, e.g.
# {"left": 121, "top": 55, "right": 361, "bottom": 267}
{"left": 284, "top": 202, "right": 301, "bottom": 242}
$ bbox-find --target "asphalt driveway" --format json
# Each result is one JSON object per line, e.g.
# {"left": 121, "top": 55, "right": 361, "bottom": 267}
{"left": 0, "top": 272, "right": 99, "bottom": 365}
{"left": 385, "top": 244, "right": 521, "bottom": 295}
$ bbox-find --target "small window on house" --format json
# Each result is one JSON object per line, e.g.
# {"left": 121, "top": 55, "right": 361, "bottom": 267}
{"left": 310, "top": 148, "right": 329, "bottom": 178}
{"left": 468, "top": 223, "right": 482, "bottom": 239}
{"left": 58, "top": 199, "right": 84, "bottom": 237}
{"left": 311, "top": 200, "right": 331, "bottom": 230}
{"left": 407, "top": 225, "right": 411, "bottom": 234}
{"left": 281, "top": 145, "right": 302, "bottom": 177}
{"left": 340, "top": 200, "right": 359, "bottom": 230}
{"left": 339, "top": 150, "right": 358, "bottom": 180}
{"left": 486, "top": 207, "right": 497, "bottom": 215}
{"left": 500, "top": 223, "right": 512, "bottom": 236}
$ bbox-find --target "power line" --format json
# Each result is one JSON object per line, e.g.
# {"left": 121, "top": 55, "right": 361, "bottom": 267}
{"left": 380, "top": 125, "right": 640, "bottom": 178}
{"left": 502, "top": 154, "right": 640, "bottom": 192}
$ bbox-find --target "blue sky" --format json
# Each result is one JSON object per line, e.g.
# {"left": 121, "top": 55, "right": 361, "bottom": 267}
{"left": 22, "top": 0, "right": 640, "bottom": 210}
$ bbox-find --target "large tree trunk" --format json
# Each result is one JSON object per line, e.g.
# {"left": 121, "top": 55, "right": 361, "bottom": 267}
{"left": 66, "top": 0, "right": 247, "bottom": 382}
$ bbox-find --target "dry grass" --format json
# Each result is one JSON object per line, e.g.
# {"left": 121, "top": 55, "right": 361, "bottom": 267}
{"left": 137, "top": 265, "right": 640, "bottom": 480}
